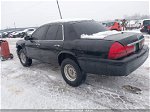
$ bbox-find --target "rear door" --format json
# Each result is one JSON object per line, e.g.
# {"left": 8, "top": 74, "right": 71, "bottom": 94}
{"left": 25, "top": 25, "right": 49, "bottom": 60}
{"left": 39, "top": 24, "right": 64, "bottom": 64}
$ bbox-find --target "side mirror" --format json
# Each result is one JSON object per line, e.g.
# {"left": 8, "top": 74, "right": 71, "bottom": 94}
{"left": 24, "top": 36, "right": 31, "bottom": 40}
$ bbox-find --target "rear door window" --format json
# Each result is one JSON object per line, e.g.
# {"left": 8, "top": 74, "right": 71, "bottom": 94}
{"left": 31, "top": 25, "right": 48, "bottom": 40}
{"left": 45, "top": 25, "right": 59, "bottom": 40}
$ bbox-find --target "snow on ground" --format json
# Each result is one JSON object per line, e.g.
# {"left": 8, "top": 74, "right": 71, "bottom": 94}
{"left": 0, "top": 35, "right": 150, "bottom": 109}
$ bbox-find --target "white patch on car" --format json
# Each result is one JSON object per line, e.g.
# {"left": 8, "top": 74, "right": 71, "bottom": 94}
{"left": 80, "top": 30, "right": 121, "bottom": 39}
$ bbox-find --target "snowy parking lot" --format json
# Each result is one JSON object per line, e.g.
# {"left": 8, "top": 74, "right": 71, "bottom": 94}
{"left": 0, "top": 35, "right": 150, "bottom": 109}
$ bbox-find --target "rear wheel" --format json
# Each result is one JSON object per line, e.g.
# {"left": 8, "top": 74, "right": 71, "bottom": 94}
{"left": 19, "top": 49, "right": 32, "bottom": 67}
{"left": 61, "top": 58, "right": 86, "bottom": 87}
{"left": 148, "top": 29, "right": 150, "bottom": 34}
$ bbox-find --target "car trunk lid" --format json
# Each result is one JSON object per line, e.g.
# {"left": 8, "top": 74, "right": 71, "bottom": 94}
{"left": 104, "top": 32, "right": 143, "bottom": 46}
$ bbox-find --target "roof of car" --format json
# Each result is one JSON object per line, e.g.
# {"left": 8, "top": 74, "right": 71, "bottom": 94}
{"left": 45, "top": 18, "right": 93, "bottom": 25}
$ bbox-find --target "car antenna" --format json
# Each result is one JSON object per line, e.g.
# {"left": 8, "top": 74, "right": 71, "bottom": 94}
{"left": 56, "top": 0, "right": 62, "bottom": 19}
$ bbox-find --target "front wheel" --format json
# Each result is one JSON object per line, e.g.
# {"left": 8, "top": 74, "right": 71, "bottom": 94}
{"left": 61, "top": 59, "right": 86, "bottom": 87}
{"left": 19, "top": 49, "right": 32, "bottom": 67}
{"left": 10, "top": 53, "right": 13, "bottom": 59}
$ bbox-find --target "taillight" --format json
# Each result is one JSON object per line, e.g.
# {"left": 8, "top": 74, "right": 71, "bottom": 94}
{"left": 108, "top": 42, "right": 135, "bottom": 59}
{"left": 108, "top": 42, "right": 127, "bottom": 59}
{"left": 124, "top": 45, "right": 135, "bottom": 54}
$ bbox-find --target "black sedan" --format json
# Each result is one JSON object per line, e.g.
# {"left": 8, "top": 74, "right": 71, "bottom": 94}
{"left": 16, "top": 19, "right": 149, "bottom": 87}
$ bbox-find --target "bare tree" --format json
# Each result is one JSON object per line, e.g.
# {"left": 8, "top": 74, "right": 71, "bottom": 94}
{"left": 124, "top": 14, "right": 150, "bottom": 20}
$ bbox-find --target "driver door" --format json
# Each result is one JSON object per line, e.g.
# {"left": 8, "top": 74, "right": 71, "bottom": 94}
{"left": 25, "top": 25, "right": 49, "bottom": 60}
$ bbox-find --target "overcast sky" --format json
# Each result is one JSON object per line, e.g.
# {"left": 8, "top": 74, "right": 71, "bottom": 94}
{"left": 1, "top": 0, "right": 149, "bottom": 29}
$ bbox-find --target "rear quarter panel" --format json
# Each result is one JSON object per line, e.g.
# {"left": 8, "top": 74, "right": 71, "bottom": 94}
{"left": 63, "top": 39, "right": 114, "bottom": 59}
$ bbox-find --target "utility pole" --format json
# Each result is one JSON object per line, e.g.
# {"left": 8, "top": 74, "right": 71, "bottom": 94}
{"left": 56, "top": 0, "right": 62, "bottom": 19}
{"left": 14, "top": 22, "right": 16, "bottom": 29}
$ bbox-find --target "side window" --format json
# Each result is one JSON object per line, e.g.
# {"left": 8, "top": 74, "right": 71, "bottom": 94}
{"left": 45, "top": 25, "right": 59, "bottom": 40}
{"left": 55, "top": 25, "right": 63, "bottom": 40}
{"left": 32, "top": 25, "right": 48, "bottom": 40}
{"left": 28, "top": 29, "right": 34, "bottom": 31}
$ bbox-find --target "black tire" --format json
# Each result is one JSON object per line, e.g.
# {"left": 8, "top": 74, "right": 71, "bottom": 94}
{"left": 61, "top": 58, "right": 86, "bottom": 87}
{"left": 10, "top": 53, "right": 13, "bottom": 59}
{"left": 1, "top": 56, "right": 6, "bottom": 61}
{"left": 18, "top": 49, "right": 32, "bottom": 67}
{"left": 148, "top": 30, "right": 150, "bottom": 34}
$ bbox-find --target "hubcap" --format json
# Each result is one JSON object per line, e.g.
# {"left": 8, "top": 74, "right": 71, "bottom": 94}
{"left": 20, "top": 52, "right": 26, "bottom": 63}
{"left": 64, "top": 64, "right": 77, "bottom": 81}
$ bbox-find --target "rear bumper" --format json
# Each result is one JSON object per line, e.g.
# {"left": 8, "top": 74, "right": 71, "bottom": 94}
{"left": 78, "top": 45, "right": 149, "bottom": 76}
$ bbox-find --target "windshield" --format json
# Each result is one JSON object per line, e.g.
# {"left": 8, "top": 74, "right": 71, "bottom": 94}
{"left": 106, "top": 22, "right": 114, "bottom": 27}
{"left": 143, "top": 20, "right": 150, "bottom": 26}
{"left": 73, "top": 20, "right": 108, "bottom": 36}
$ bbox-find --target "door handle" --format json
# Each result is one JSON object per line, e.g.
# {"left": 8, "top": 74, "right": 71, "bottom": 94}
{"left": 54, "top": 44, "right": 60, "bottom": 47}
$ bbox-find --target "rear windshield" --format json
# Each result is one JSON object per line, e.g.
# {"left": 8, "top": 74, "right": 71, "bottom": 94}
{"left": 143, "top": 20, "right": 150, "bottom": 26}
{"left": 73, "top": 21, "right": 108, "bottom": 36}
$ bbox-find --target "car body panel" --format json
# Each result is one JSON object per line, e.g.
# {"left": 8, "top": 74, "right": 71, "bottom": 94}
{"left": 78, "top": 45, "right": 149, "bottom": 76}
{"left": 104, "top": 32, "right": 144, "bottom": 46}
{"left": 38, "top": 40, "right": 63, "bottom": 64}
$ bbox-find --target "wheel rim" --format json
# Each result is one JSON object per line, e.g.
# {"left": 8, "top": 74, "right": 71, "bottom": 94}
{"left": 20, "top": 52, "right": 26, "bottom": 63}
{"left": 64, "top": 64, "right": 77, "bottom": 81}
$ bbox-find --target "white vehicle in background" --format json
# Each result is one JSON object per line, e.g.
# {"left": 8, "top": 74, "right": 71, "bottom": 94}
{"left": 22, "top": 28, "right": 36, "bottom": 37}
{"left": 8, "top": 31, "right": 17, "bottom": 38}
{"left": 126, "top": 20, "right": 141, "bottom": 29}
